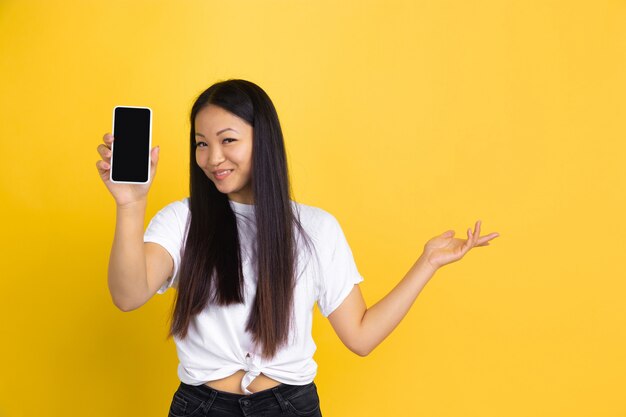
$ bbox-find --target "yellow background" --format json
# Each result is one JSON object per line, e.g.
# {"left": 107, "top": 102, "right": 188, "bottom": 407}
{"left": 1, "top": 1, "right": 625, "bottom": 416}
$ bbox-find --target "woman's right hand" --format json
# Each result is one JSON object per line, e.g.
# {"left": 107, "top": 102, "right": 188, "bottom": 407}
{"left": 96, "top": 132, "right": 160, "bottom": 207}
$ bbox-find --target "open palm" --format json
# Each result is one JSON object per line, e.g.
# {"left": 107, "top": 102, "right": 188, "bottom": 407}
{"left": 422, "top": 220, "right": 500, "bottom": 270}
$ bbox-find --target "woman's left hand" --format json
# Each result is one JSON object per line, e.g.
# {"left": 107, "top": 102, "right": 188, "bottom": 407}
{"left": 420, "top": 220, "right": 499, "bottom": 271}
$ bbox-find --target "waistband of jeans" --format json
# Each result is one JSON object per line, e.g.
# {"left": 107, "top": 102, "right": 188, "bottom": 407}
{"left": 178, "top": 380, "right": 315, "bottom": 405}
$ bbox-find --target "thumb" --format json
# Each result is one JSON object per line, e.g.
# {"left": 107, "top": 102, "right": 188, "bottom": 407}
{"left": 442, "top": 230, "right": 454, "bottom": 237}
{"left": 151, "top": 146, "right": 160, "bottom": 165}
{"left": 150, "top": 146, "right": 160, "bottom": 177}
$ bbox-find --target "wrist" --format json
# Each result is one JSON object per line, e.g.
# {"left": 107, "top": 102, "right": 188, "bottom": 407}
{"left": 116, "top": 198, "right": 147, "bottom": 212}
{"left": 416, "top": 253, "right": 438, "bottom": 275}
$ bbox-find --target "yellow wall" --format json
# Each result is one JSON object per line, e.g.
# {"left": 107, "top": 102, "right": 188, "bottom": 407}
{"left": 1, "top": 1, "right": 625, "bottom": 416}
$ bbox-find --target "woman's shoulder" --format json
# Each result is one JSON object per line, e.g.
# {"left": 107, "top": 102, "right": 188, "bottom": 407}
{"left": 151, "top": 197, "right": 190, "bottom": 221}
{"left": 158, "top": 197, "right": 189, "bottom": 211}
{"left": 291, "top": 200, "right": 339, "bottom": 234}
{"left": 177, "top": 196, "right": 191, "bottom": 210}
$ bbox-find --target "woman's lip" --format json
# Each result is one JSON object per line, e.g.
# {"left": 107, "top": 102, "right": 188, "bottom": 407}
{"left": 214, "top": 169, "right": 233, "bottom": 180}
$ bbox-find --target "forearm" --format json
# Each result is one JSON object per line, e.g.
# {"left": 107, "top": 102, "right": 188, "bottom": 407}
{"left": 108, "top": 199, "right": 149, "bottom": 311}
{"left": 358, "top": 256, "right": 437, "bottom": 356}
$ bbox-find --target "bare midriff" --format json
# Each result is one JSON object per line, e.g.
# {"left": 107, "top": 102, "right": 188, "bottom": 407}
{"left": 205, "top": 370, "right": 282, "bottom": 394}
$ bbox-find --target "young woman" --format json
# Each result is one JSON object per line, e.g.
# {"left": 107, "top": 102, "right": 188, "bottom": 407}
{"left": 96, "top": 79, "right": 499, "bottom": 417}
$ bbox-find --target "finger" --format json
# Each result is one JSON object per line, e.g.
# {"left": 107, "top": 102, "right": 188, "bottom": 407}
{"left": 474, "top": 220, "right": 481, "bottom": 245}
{"left": 483, "top": 232, "right": 499, "bottom": 242}
{"left": 465, "top": 222, "right": 479, "bottom": 252}
{"left": 96, "top": 159, "right": 110, "bottom": 172}
{"left": 471, "top": 223, "right": 476, "bottom": 247}
{"left": 441, "top": 229, "right": 454, "bottom": 238}
{"left": 469, "top": 226, "right": 477, "bottom": 248}
{"left": 97, "top": 144, "right": 112, "bottom": 160}
{"left": 103, "top": 133, "right": 114, "bottom": 149}
{"left": 477, "top": 233, "right": 499, "bottom": 245}
{"left": 465, "top": 228, "right": 473, "bottom": 252}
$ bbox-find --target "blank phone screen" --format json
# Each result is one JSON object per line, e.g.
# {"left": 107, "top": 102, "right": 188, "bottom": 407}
{"left": 111, "top": 106, "right": 151, "bottom": 183}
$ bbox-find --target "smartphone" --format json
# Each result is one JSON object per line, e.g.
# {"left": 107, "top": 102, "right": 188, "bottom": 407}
{"left": 110, "top": 106, "right": 152, "bottom": 184}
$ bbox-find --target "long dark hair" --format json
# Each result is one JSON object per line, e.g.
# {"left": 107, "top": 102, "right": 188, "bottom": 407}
{"left": 167, "top": 79, "right": 315, "bottom": 360}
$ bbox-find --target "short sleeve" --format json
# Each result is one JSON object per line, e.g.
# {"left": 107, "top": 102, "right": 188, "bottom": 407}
{"left": 316, "top": 214, "right": 365, "bottom": 317}
{"left": 143, "top": 199, "right": 188, "bottom": 294}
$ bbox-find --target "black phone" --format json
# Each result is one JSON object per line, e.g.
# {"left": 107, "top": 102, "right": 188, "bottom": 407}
{"left": 110, "top": 106, "right": 152, "bottom": 184}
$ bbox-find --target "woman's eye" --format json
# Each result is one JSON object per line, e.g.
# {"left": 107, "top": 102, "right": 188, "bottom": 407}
{"left": 195, "top": 139, "right": 235, "bottom": 148}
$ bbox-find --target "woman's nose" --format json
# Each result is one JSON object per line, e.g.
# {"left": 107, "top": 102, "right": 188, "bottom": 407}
{"left": 207, "top": 149, "right": 225, "bottom": 165}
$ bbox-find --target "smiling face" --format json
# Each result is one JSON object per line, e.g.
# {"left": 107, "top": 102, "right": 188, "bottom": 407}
{"left": 194, "top": 104, "right": 254, "bottom": 204}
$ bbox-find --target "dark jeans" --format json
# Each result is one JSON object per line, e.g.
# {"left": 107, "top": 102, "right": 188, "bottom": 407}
{"left": 167, "top": 380, "right": 323, "bottom": 417}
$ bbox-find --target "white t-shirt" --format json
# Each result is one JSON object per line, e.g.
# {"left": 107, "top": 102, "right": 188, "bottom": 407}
{"left": 143, "top": 197, "right": 364, "bottom": 394}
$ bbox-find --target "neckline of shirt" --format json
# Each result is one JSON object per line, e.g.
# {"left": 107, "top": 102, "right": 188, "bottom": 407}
{"left": 228, "top": 199, "right": 256, "bottom": 213}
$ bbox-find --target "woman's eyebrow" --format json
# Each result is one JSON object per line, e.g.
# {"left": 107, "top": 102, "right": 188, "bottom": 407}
{"left": 195, "top": 128, "right": 239, "bottom": 138}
